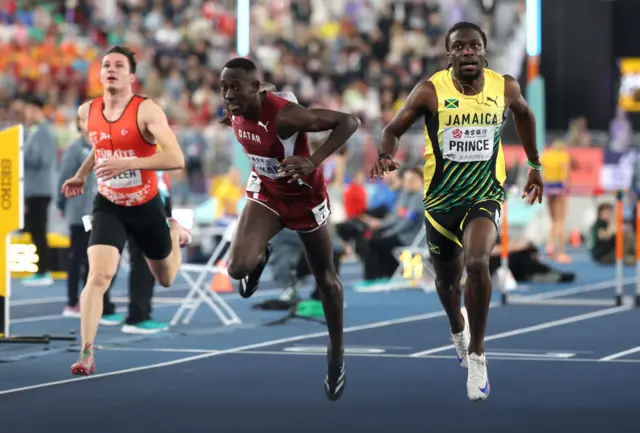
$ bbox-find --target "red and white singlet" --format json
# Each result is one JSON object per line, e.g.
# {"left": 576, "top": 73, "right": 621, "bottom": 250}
{"left": 87, "top": 95, "right": 159, "bottom": 207}
{"left": 231, "top": 92, "right": 330, "bottom": 232}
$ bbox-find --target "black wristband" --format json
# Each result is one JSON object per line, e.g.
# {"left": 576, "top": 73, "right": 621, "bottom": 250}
{"left": 378, "top": 153, "right": 392, "bottom": 161}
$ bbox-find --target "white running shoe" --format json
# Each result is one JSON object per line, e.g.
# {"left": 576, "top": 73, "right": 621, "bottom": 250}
{"left": 467, "top": 352, "right": 490, "bottom": 402}
{"left": 451, "top": 307, "right": 471, "bottom": 368}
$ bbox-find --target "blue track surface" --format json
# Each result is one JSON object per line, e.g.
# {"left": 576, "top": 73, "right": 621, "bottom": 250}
{"left": 1, "top": 253, "right": 640, "bottom": 433}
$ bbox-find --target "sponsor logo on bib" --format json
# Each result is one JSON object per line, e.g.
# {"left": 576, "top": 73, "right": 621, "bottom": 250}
{"left": 442, "top": 126, "right": 496, "bottom": 163}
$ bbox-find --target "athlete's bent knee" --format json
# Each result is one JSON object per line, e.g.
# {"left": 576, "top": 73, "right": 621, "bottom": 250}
{"left": 227, "top": 258, "right": 260, "bottom": 280}
{"left": 146, "top": 259, "right": 178, "bottom": 288}
{"left": 464, "top": 255, "right": 490, "bottom": 277}
{"left": 315, "top": 271, "right": 342, "bottom": 295}
{"left": 85, "top": 270, "right": 115, "bottom": 293}
{"left": 156, "top": 274, "right": 174, "bottom": 288}
{"left": 435, "top": 275, "right": 462, "bottom": 293}
{"left": 433, "top": 259, "right": 464, "bottom": 292}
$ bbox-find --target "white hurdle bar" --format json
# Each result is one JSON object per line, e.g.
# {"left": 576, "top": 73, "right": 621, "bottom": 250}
{"left": 170, "top": 221, "right": 242, "bottom": 327}
{"left": 500, "top": 190, "right": 635, "bottom": 308}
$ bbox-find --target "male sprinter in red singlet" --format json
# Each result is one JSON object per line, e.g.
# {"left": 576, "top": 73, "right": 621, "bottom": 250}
{"left": 220, "top": 58, "right": 359, "bottom": 401}
{"left": 61, "top": 46, "right": 191, "bottom": 376}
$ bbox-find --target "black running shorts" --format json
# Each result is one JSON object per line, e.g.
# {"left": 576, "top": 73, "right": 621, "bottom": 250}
{"left": 88, "top": 193, "right": 172, "bottom": 260}
{"left": 424, "top": 199, "right": 502, "bottom": 261}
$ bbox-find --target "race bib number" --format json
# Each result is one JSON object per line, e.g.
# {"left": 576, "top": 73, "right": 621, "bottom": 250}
{"left": 311, "top": 199, "right": 331, "bottom": 226}
{"left": 442, "top": 126, "right": 496, "bottom": 163}
{"left": 246, "top": 172, "right": 262, "bottom": 193}
{"left": 247, "top": 154, "right": 279, "bottom": 179}
{"left": 96, "top": 158, "right": 142, "bottom": 189}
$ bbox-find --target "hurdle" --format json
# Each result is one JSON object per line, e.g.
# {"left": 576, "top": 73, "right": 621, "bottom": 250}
{"left": 500, "top": 188, "right": 637, "bottom": 308}
{"left": 170, "top": 221, "right": 242, "bottom": 327}
{"left": 354, "top": 230, "right": 437, "bottom": 293}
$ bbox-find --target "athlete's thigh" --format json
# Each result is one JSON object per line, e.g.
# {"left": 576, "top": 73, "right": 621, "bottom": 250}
{"left": 546, "top": 195, "right": 559, "bottom": 220}
{"left": 87, "top": 244, "right": 121, "bottom": 280}
{"left": 297, "top": 224, "right": 338, "bottom": 281}
{"left": 88, "top": 195, "right": 128, "bottom": 256}
{"left": 461, "top": 200, "right": 501, "bottom": 258}
{"left": 127, "top": 195, "right": 172, "bottom": 261}
{"left": 424, "top": 210, "right": 465, "bottom": 262}
{"left": 230, "top": 198, "right": 284, "bottom": 259}
{"left": 556, "top": 194, "right": 569, "bottom": 221}
{"left": 280, "top": 194, "right": 331, "bottom": 232}
{"left": 431, "top": 253, "right": 464, "bottom": 286}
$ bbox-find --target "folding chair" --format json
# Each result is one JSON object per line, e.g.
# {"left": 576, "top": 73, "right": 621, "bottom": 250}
{"left": 355, "top": 230, "right": 437, "bottom": 293}
{"left": 170, "top": 221, "right": 242, "bottom": 327}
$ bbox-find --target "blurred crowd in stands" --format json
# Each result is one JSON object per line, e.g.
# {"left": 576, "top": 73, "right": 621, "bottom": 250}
{"left": 1, "top": 0, "right": 621, "bottom": 285}
{"left": 0, "top": 0, "right": 518, "bottom": 123}
{"left": 0, "top": 0, "right": 525, "bottom": 180}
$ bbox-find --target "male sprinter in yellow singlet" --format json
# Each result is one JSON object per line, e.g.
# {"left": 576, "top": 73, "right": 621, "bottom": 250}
{"left": 370, "top": 22, "right": 544, "bottom": 401}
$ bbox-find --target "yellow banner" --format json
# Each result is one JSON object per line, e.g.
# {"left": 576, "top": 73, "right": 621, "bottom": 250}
{"left": 618, "top": 58, "right": 640, "bottom": 112}
{"left": 0, "top": 125, "right": 23, "bottom": 337}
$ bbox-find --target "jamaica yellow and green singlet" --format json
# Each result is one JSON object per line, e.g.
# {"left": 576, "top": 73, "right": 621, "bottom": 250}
{"left": 422, "top": 68, "right": 507, "bottom": 213}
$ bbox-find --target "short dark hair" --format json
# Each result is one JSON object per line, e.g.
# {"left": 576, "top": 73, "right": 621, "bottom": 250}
{"left": 223, "top": 57, "right": 258, "bottom": 73}
{"left": 445, "top": 22, "right": 487, "bottom": 51}
{"left": 105, "top": 45, "right": 137, "bottom": 74}
{"left": 597, "top": 202, "right": 614, "bottom": 216}
{"left": 401, "top": 164, "right": 424, "bottom": 178}
{"left": 23, "top": 95, "right": 44, "bottom": 109}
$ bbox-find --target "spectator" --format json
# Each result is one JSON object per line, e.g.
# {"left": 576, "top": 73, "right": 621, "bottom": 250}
{"left": 210, "top": 167, "right": 243, "bottom": 218}
{"left": 57, "top": 122, "right": 121, "bottom": 323}
{"left": 356, "top": 166, "right": 425, "bottom": 282}
{"left": 589, "top": 202, "right": 635, "bottom": 265}
{"left": 540, "top": 139, "right": 571, "bottom": 263}
{"left": 21, "top": 95, "right": 56, "bottom": 287}
{"left": 120, "top": 170, "right": 173, "bottom": 334}
{"left": 268, "top": 228, "right": 346, "bottom": 304}
{"left": 108, "top": 170, "right": 173, "bottom": 334}
{"left": 335, "top": 168, "right": 401, "bottom": 247}
{"left": 609, "top": 107, "right": 632, "bottom": 151}
{"left": 566, "top": 116, "right": 591, "bottom": 147}
{"left": 489, "top": 236, "right": 575, "bottom": 283}
{"left": 365, "top": 169, "right": 402, "bottom": 218}
{"left": 343, "top": 171, "right": 367, "bottom": 219}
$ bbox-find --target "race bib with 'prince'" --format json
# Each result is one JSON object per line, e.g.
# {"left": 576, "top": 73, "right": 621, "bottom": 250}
{"left": 442, "top": 126, "right": 496, "bottom": 163}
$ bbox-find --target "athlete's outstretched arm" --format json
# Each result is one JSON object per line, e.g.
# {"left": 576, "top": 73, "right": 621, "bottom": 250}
{"left": 276, "top": 105, "right": 360, "bottom": 167}
{"left": 505, "top": 75, "right": 539, "bottom": 165}
{"left": 129, "top": 99, "right": 185, "bottom": 171}
{"left": 371, "top": 81, "right": 434, "bottom": 179}
{"left": 505, "top": 75, "right": 543, "bottom": 203}
{"left": 378, "top": 81, "right": 434, "bottom": 157}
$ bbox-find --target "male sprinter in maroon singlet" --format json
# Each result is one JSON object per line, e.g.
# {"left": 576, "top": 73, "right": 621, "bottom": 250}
{"left": 220, "top": 58, "right": 359, "bottom": 401}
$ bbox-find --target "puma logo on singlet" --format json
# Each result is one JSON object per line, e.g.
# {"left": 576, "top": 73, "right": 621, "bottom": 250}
{"left": 258, "top": 121, "right": 269, "bottom": 131}
{"left": 485, "top": 96, "right": 499, "bottom": 107}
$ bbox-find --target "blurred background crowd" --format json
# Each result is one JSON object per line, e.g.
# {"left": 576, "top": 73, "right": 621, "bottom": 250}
{"left": 1, "top": 0, "right": 638, "bottom": 285}
{"left": 0, "top": 0, "right": 527, "bottom": 194}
